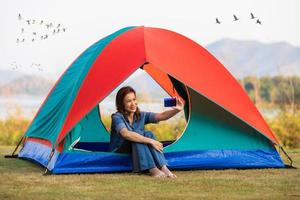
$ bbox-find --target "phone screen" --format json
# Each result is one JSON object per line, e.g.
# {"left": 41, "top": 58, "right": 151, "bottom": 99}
{"left": 164, "top": 97, "right": 176, "bottom": 107}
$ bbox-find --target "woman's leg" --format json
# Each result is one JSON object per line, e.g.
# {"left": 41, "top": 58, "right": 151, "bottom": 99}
{"left": 143, "top": 131, "right": 168, "bottom": 167}
{"left": 131, "top": 142, "right": 156, "bottom": 171}
{"left": 127, "top": 131, "right": 165, "bottom": 177}
{"left": 131, "top": 142, "right": 166, "bottom": 177}
{"left": 143, "top": 131, "right": 176, "bottom": 178}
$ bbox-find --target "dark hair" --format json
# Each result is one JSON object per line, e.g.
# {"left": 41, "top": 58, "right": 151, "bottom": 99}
{"left": 115, "top": 86, "right": 141, "bottom": 120}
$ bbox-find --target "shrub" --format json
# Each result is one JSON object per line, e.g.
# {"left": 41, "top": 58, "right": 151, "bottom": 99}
{"left": 268, "top": 110, "right": 300, "bottom": 149}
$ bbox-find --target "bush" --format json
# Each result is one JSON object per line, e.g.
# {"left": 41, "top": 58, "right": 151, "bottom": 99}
{"left": 268, "top": 110, "right": 300, "bottom": 149}
{"left": 0, "top": 107, "right": 30, "bottom": 145}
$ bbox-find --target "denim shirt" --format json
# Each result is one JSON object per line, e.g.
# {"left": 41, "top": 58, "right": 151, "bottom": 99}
{"left": 109, "top": 111, "right": 158, "bottom": 152}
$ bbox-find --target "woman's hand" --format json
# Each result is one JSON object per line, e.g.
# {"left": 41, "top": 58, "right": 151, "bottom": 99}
{"left": 174, "top": 96, "right": 184, "bottom": 111}
{"left": 149, "top": 139, "right": 164, "bottom": 153}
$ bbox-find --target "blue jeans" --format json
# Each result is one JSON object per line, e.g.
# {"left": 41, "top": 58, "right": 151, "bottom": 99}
{"left": 116, "top": 131, "right": 167, "bottom": 172}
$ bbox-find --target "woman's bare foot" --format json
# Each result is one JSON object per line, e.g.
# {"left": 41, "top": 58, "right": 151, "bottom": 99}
{"left": 160, "top": 165, "right": 177, "bottom": 178}
{"left": 149, "top": 167, "right": 166, "bottom": 178}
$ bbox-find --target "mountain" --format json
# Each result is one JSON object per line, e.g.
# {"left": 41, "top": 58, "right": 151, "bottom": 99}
{"left": 0, "top": 74, "right": 54, "bottom": 96}
{"left": 0, "top": 39, "right": 299, "bottom": 97}
{"left": 0, "top": 69, "right": 24, "bottom": 85}
{"left": 206, "top": 39, "right": 300, "bottom": 78}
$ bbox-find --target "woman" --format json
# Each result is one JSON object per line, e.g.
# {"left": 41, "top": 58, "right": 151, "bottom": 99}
{"left": 109, "top": 86, "right": 184, "bottom": 178}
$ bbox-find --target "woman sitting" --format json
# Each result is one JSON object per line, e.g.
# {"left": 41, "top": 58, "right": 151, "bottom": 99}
{"left": 109, "top": 86, "right": 184, "bottom": 178}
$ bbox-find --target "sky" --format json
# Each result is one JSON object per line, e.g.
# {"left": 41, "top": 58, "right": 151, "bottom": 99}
{"left": 0, "top": 0, "right": 299, "bottom": 79}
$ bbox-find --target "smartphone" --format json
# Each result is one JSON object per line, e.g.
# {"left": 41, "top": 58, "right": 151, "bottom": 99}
{"left": 164, "top": 97, "right": 177, "bottom": 107}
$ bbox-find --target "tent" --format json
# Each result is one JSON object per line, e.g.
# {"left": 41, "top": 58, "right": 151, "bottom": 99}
{"left": 14, "top": 26, "right": 286, "bottom": 174}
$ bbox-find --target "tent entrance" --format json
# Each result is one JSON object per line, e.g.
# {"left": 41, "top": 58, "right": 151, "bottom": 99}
{"left": 63, "top": 66, "right": 190, "bottom": 153}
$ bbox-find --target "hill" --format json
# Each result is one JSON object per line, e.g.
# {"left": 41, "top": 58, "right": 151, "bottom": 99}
{"left": 206, "top": 39, "right": 300, "bottom": 78}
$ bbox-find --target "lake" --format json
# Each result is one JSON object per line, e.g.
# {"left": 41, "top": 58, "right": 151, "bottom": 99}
{"left": 0, "top": 95, "right": 168, "bottom": 119}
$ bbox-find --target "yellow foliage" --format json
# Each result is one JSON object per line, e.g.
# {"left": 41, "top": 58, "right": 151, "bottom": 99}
{"left": 268, "top": 110, "right": 300, "bottom": 149}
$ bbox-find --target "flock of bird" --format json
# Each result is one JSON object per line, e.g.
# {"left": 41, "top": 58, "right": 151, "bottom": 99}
{"left": 216, "top": 13, "right": 262, "bottom": 24}
{"left": 10, "top": 61, "right": 43, "bottom": 71}
{"left": 12, "top": 12, "right": 261, "bottom": 72}
{"left": 13, "top": 13, "right": 68, "bottom": 72}
{"left": 16, "top": 13, "right": 67, "bottom": 44}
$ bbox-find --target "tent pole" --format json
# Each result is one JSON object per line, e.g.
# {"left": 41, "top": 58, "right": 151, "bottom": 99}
{"left": 279, "top": 145, "right": 295, "bottom": 168}
{"left": 4, "top": 136, "right": 24, "bottom": 158}
{"left": 43, "top": 148, "right": 55, "bottom": 175}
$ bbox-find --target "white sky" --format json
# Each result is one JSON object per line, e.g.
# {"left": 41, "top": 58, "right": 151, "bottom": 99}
{"left": 0, "top": 0, "right": 299, "bottom": 79}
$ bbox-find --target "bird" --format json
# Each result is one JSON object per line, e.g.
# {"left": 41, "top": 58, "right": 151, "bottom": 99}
{"left": 16, "top": 38, "right": 20, "bottom": 43}
{"left": 46, "top": 24, "right": 50, "bottom": 29}
{"left": 21, "top": 38, "right": 25, "bottom": 42}
{"left": 18, "top": 13, "right": 22, "bottom": 20}
{"left": 215, "top": 18, "right": 221, "bottom": 24}
{"left": 21, "top": 28, "right": 24, "bottom": 33}
{"left": 26, "top": 20, "right": 30, "bottom": 25}
{"left": 53, "top": 29, "right": 56, "bottom": 34}
{"left": 57, "top": 24, "right": 61, "bottom": 28}
{"left": 32, "top": 38, "right": 35, "bottom": 42}
{"left": 32, "top": 19, "right": 35, "bottom": 24}
{"left": 40, "top": 20, "right": 43, "bottom": 25}
{"left": 33, "top": 32, "right": 37, "bottom": 35}
{"left": 256, "top": 19, "right": 262, "bottom": 25}
{"left": 250, "top": 12, "right": 256, "bottom": 19}
{"left": 233, "top": 14, "right": 239, "bottom": 21}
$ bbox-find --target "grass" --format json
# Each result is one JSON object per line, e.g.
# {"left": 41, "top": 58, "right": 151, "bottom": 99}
{"left": 0, "top": 147, "right": 300, "bottom": 200}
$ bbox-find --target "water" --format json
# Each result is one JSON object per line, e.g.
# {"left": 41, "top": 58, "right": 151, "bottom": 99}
{"left": 0, "top": 95, "right": 45, "bottom": 119}
{"left": 0, "top": 95, "right": 169, "bottom": 119}
{"left": 0, "top": 95, "right": 279, "bottom": 120}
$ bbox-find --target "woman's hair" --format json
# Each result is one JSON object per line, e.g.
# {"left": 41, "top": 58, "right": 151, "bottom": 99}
{"left": 116, "top": 86, "right": 141, "bottom": 120}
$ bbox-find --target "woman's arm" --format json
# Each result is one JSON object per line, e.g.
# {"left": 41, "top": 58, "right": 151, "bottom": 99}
{"left": 120, "top": 128, "right": 163, "bottom": 153}
{"left": 155, "top": 97, "right": 184, "bottom": 122}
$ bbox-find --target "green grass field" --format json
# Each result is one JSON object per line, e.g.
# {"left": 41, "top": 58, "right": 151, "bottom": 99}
{"left": 0, "top": 147, "right": 299, "bottom": 200}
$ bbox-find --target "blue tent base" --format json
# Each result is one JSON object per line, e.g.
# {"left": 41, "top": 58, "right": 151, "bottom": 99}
{"left": 18, "top": 141, "right": 284, "bottom": 174}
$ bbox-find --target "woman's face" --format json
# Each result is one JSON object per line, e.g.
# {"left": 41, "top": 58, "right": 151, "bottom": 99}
{"left": 123, "top": 92, "right": 137, "bottom": 114}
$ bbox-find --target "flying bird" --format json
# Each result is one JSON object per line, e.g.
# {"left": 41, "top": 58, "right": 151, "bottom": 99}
{"left": 256, "top": 19, "right": 262, "bottom": 25}
{"left": 233, "top": 14, "right": 239, "bottom": 21}
{"left": 250, "top": 12, "right": 256, "bottom": 19}
{"left": 215, "top": 18, "right": 221, "bottom": 24}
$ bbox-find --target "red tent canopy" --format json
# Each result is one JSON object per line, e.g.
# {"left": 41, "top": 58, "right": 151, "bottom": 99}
{"left": 56, "top": 26, "right": 279, "bottom": 145}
